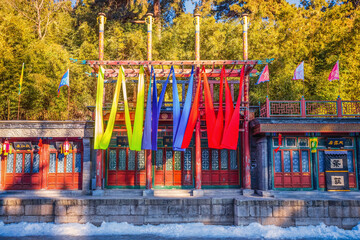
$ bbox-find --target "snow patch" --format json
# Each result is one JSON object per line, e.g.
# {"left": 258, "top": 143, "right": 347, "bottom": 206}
{"left": 0, "top": 221, "right": 359, "bottom": 239}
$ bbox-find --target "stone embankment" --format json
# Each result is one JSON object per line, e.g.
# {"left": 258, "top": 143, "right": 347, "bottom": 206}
{"left": 0, "top": 198, "right": 359, "bottom": 229}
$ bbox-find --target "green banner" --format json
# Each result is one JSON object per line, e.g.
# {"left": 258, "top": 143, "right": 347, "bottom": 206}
{"left": 123, "top": 66, "right": 145, "bottom": 151}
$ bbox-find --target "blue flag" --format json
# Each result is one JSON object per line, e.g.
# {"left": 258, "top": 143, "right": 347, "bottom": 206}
{"left": 293, "top": 61, "right": 304, "bottom": 80}
{"left": 173, "top": 66, "right": 194, "bottom": 151}
{"left": 142, "top": 68, "right": 153, "bottom": 150}
{"left": 58, "top": 69, "right": 69, "bottom": 96}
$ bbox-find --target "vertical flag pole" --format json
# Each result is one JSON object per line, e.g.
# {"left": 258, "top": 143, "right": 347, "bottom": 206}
{"left": 242, "top": 13, "right": 252, "bottom": 191}
{"left": 194, "top": 12, "right": 202, "bottom": 191}
{"left": 145, "top": 13, "right": 153, "bottom": 191}
{"left": 95, "top": 12, "right": 106, "bottom": 191}
{"left": 67, "top": 86, "right": 70, "bottom": 120}
{"left": 338, "top": 60, "right": 341, "bottom": 98}
{"left": 17, "top": 63, "right": 24, "bottom": 120}
{"left": 266, "top": 81, "right": 269, "bottom": 97}
{"left": 7, "top": 98, "right": 10, "bottom": 120}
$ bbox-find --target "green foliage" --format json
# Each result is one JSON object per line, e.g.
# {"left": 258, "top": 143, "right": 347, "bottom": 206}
{"left": 0, "top": 0, "right": 359, "bottom": 120}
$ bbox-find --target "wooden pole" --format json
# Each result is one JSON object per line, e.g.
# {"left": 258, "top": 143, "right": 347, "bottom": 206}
{"left": 17, "top": 94, "right": 21, "bottom": 120}
{"left": 96, "top": 12, "right": 106, "bottom": 190}
{"left": 194, "top": 12, "right": 202, "bottom": 190}
{"left": 145, "top": 13, "right": 153, "bottom": 190}
{"left": 67, "top": 86, "right": 70, "bottom": 120}
{"left": 7, "top": 98, "right": 10, "bottom": 120}
{"left": 242, "top": 13, "right": 252, "bottom": 190}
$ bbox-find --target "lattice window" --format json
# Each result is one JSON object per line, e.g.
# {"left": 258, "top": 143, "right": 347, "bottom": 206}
{"left": 75, "top": 153, "right": 81, "bottom": 173}
{"left": 301, "top": 151, "right": 309, "bottom": 172}
{"left": 58, "top": 154, "right": 65, "bottom": 173}
{"left": 109, "top": 150, "right": 117, "bottom": 170}
{"left": 274, "top": 151, "right": 282, "bottom": 173}
{"left": 184, "top": 149, "right": 192, "bottom": 170}
{"left": 344, "top": 138, "right": 353, "bottom": 147}
{"left": 24, "top": 153, "right": 31, "bottom": 173}
{"left": 212, "top": 150, "right": 219, "bottom": 170}
{"left": 15, "top": 154, "right": 23, "bottom": 173}
{"left": 286, "top": 138, "right": 296, "bottom": 147}
{"left": 292, "top": 151, "right": 300, "bottom": 172}
{"left": 202, "top": 149, "right": 209, "bottom": 170}
{"left": 138, "top": 150, "right": 145, "bottom": 170}
{"left": 128, "top": 150, "right": 135, "bottom": 170}
{"left": 221, "top": 150, "right": 228, "bottom": 170}
{"left": 298, "top": 138, "right": 308, "bottom": 147}
{"left": 283, "top": 151, "right": 291, "bottom": 173}
{"left": 174, "top": 152, "right": 181, "bottom": 170}
{"left": 49, "top": 153, "right": 56, "bottom": 173}
{"left": 318, "top": 151, "right": 325, "bottom": 173}
{"left": 33, "top": 153, "right": 40, "bottom": 173}
{"left": 118, "top": 149, "right": 126, "bottom": 170}
{"left": 306, "top": 101, "right": 337, "bottom": 116}
{"left": 166, "top": 150, "right": 173, "bottom": 170}
{"left": 341, "top": 101, "right": 360, "bottom": 116}
{"left": 156, "top": 149, "right": 163, "bottom": 170}
{"left": 66, "top": 153, "right": 73, "bottom": 173}
{"left": 230, "top": 150, "right": 237, "bottom": 170}
{"left": 6, "top": 153, "right": 14, "bottom": 173}
{"left": 347, "top": 151, "right": 354, "bottom": 173}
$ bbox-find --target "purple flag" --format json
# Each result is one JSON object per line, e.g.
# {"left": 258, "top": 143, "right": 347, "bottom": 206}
{"left": 328, "top": 61, "right": 339, "bottom": 81}
{"left": 255, "top": 64, "right": 269, "bottom": 85}
{"left": 293, "top": 61, "right": 304, "bottom": 80}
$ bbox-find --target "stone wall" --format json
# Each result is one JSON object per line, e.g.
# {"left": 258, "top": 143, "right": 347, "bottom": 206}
{"left": 0, "top": 198, "right": 359, "bottom": 229}
{"left": 235, "top": 199, "right": 360, "bottom": 229}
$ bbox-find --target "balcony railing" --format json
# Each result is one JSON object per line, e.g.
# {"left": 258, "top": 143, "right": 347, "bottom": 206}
{"left": 260, "top": 96, "right": 360, "bottom": 118}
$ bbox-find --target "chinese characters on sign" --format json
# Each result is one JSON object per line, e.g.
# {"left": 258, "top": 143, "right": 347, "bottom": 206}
{"left": 13, "top": 142, "right": 32, "bottom": 151}
{"left": 163, "top": 137, "right": 173, "bottom": 147}
{"left": 117, "top": 137, "right": 129, "bottom": 147}
{"left": 331, "top": 176, "right": 345, "bottom": 187}
{"left": 330, "top": 159, "right": 343, "bottom": 169}
{"left": 324, "top": 150, "right": 349, "bottom": 191}
{"left": 326, "top": 138, "right": 345, "bottom": 148}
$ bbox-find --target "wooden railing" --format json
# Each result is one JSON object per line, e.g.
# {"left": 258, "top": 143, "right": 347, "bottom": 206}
{"left": 260, "top": 96, "right": 360, "bottom": 118}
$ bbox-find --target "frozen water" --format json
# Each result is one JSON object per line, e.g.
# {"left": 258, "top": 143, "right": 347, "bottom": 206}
{"left": 0, "top": 221, "right": 359, "bottom": 239}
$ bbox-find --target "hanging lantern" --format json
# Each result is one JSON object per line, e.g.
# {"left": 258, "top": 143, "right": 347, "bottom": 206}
{"left": 63, "top": 139, "right": 70, "bottom": 156}
{"left": 3, "top": 139, "right": 10, "bottom": 156}
{"left": 38, "top": 138, "right": 43, "bottom": 155}
{"left": 310, "top": 137, "right": 318, "bottom": 153}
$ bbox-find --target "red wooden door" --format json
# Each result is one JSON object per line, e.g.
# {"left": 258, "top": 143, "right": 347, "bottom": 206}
{"left": 318, "top": 150, "right": 357, "bottom": 189}
{"left": 201, "top": 148, "right": 240, "bottom": 186}
{"left": 3, "top": 152, "right": 41, "bottom": 190}
{"left": 274, "top": 149, "right": 312, "bottom": 189}
{"left": 107, "top": 148, "right": 146, "bottom": 187}
{"left": 154, "top": 148, "right": 193, "bottom": 187}
{"left": 47, "top": 147, "right": 82, "bottom": 190}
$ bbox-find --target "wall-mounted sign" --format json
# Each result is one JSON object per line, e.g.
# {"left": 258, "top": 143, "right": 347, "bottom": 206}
{"left": 324, "top": 150, "right": 349, "bottom": 191}
{"left": 163, "top": 136, "right": 173, "bottom": 147}
{"left": 14, "top": 142, "right": 32, "bottom": 151}
{"left": 117, "top": 137, "right": 129, "bottom": 147}
{"left": 326, "top": 138, "right": 345, "bottom": 148}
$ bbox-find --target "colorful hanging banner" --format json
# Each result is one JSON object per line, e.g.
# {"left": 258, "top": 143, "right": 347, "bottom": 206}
{"left": 220, "top": 65, "right": 246, "bottom": 150}
{"left": 181, "top": 68, "right": 202, "bottom": 149}
{"left": 292, "top": 61, "right": 304, "bottom": 80}
{"left": 328, "top": 60, "right": 339, "bottom": 81}
{"left": 173, "top": 66, "right": 194, "bottom": 151}
{"left": 203, "top": 66, "right": 224, "bottom": 149}
{"left": 142, "top": 67, "right": 153, "bottom": 150}
{"left": 18, "top": 63, "right": 24, "bottom": 95}
{"left": 255, "top": 64, "right": 269, "bottom": 85}
{"left": 94, "top": 66, "right": 105, "bottom": 149}
{"left": 98, "top": 67, "right": 124, "bottom": 149}
{"left": 123, "top": 66, "right": 145, "bottom": 151}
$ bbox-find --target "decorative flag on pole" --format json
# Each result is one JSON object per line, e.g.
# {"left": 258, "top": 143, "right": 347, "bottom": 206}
{"left": 255, "top": 64, "right": 269, "bottom": 85}
{"left": 18, "top": 63, "right": 24, "bottom": 95}
{"left": 94, "top": 67, "right": 105, "bottom": 149}
{"left": 292, "top": 61, "right": 304, "bottom": 80}
{"left": 57, "top": 69, "right": 69, "bottom": 96}
{"left": 328, "top": 60, "right": 339, "bottom": 81}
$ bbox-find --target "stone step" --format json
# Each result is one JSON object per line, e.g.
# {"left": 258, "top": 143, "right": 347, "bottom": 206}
{"left": 103, "top": 189, "right": 143, "bottom": 197}
{"left": 0, "top": 190, "right": 83, "bottom": 197}
{"left": 153, "top": 189, "right": 193, "bottom": 197}
{"left": 203, "top": 189, "right": 242, "bottom": 197}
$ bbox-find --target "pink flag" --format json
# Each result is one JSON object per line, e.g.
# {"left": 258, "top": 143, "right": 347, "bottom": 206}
{"left": 328, "top": 61, "right": 339, "bottom": 81}
{"left": 255, "top": 64, "right": 269, "bottom": 85}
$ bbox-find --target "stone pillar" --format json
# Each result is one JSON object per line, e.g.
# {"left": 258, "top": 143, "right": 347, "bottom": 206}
{"left": 82, "top": 138, "right": 91, "bottom": 194}
{"left": 255, "top": 137, "right": 269, "bottom": 191}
